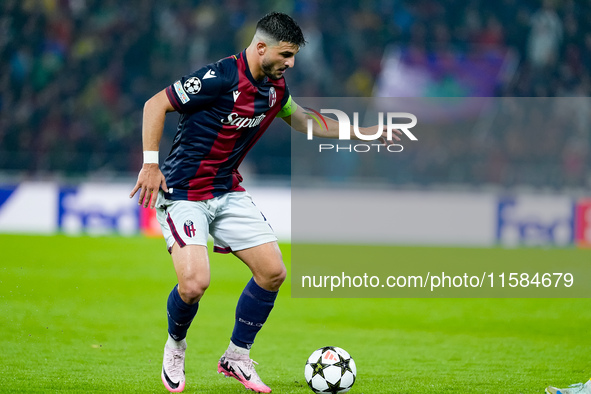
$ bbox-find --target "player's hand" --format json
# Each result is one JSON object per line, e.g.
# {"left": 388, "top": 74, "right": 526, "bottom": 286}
{"left": 358, "top": 125, "right": 403, "bottom": 146}
{"left": 129, "top": 164, "right": 168, "bottom": 209}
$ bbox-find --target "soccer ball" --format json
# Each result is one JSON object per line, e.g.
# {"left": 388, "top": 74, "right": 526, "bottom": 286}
{"left": 304, "top": 346, "right": 356, "bottom": 393}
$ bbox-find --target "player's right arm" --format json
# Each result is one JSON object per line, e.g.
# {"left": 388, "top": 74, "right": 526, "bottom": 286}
{"left": 129, "top": 89, "right": 174, "bottom": 209}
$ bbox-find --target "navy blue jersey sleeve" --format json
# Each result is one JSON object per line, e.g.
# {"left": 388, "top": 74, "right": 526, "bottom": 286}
{"left": 165, "top": 62, "right": 230, "bottom": 113}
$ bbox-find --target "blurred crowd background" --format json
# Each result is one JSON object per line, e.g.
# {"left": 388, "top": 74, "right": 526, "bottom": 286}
{"left": 1, "top": 0, "right": 590, "bottom": 189}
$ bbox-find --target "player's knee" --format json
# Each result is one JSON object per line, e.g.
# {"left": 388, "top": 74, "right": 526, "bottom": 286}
{"left": 178, "top": 279, "right": 209, "bottom": 304}
{"left": 263, "top": 264, "right": 287, "bottom": 292}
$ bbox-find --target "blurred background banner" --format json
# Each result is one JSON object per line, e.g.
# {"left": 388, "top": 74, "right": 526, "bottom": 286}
{"left": 0, "top": 182, "right": 291, "bottom": 238}
{"left": 0, "top": 0, "right": 590, "bottom": 244}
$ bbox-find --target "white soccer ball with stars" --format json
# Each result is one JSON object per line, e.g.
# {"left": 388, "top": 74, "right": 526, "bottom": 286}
{"left": 304, "top": 346, "right": 356, "bottom": 393}
{"left": 183, "top": 77, "right": 201, "bottom": 94}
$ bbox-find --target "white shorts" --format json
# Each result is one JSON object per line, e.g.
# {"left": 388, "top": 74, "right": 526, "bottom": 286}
{"left": 155, "top": 191, "right": 277, "bottom": 254}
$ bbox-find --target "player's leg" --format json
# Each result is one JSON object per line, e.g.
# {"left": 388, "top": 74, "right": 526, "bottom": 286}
{"left": 210, "top": 192, "right": 283, "bottom": 393}
{"left": 170, "top": 243, "right": 211, "bottom": 303}
{"left": 217, "top": 242, "right": 284, "bottom": 394}
{"left": 546, "top": 379, "right": 591, "bottom": 394}
{"left": 156, "top": 192, "right": 212, "bottom": 393}
{"left": 162, "top": 244, "right": 210, "bottom": 393}
{"left": 231, "top": 241, "right": 286, "bottom": 346}
{"left": 168, "top": 243, "right": 210, "bottom": 339}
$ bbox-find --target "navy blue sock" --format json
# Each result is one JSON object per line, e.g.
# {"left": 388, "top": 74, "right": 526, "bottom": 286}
{"left": 231, "top": 278, "right": 278, "bottom": 349}
{"left": 167, "top": 284, "right": 199, "bottom": 341}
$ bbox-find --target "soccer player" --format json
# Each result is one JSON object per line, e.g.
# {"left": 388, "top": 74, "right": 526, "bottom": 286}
{"left": 129, "top": 11, "right": 399, "bottom": 393}
{"left": 546, "top": 379, "right": 591, "bottom": 394}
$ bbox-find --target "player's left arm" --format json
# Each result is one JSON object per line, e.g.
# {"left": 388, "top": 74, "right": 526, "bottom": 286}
{"left": 279, "top": 98, "right": 402, "bottom": 143}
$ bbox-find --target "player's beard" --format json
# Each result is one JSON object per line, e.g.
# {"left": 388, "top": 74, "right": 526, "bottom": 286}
{"left": 261, "top": 58, "right": 285, "bottom": 80}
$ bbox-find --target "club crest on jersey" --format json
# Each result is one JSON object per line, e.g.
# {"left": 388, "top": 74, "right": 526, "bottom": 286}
{"left": 269, "top": 87, "right": 276, "bottom": 107}
{"left": 184, "top": 77, "right": 201, "bottom": 94}
{"left": 184, "top": 220, "right": 196, "bottom": 238}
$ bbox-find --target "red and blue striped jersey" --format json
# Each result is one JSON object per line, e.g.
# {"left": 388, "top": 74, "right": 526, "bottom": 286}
{"left": 162, "top": 50, "right": 290, "bottom": 201}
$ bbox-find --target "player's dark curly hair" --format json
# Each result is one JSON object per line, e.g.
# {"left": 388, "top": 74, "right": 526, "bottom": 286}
{"left": 256, "top": 12, "right": 306, "bottom": 47}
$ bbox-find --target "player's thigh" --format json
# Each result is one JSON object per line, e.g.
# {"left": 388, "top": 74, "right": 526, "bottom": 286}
{"left": 156, "top": 191, "right": 210, "bottom": 251}
{"left": 170, "top": 243, "right": 211, "bottom": 294}
{"left": 210, "top": 192, "right": 277, "bottom": 254}
{"left": 233, "top": 241, "right": 286, "bottom": 291}
{"left": 156, "top": 192, "right": 212, "bottom": 300}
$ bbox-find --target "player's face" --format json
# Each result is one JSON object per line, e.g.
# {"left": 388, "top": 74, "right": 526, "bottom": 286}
{"left": 261, "top": 42, "right": 299, "bottom": 80}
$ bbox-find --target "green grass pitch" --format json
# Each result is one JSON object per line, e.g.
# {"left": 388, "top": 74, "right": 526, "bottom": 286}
{"left": 0, "top": 234, "right": 589, "bottom": 393}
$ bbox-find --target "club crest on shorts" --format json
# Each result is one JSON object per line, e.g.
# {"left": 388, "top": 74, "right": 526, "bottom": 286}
{"left": 183, "top": 220, "right": 196, "bottom": 237}
{"left": 269, "top": 87, "right": 276, "bottom": 107}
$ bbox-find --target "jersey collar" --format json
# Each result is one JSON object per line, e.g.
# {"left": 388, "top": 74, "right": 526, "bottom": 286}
{"left": 241, "top": 50, "right": 268, "bottom": 86}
